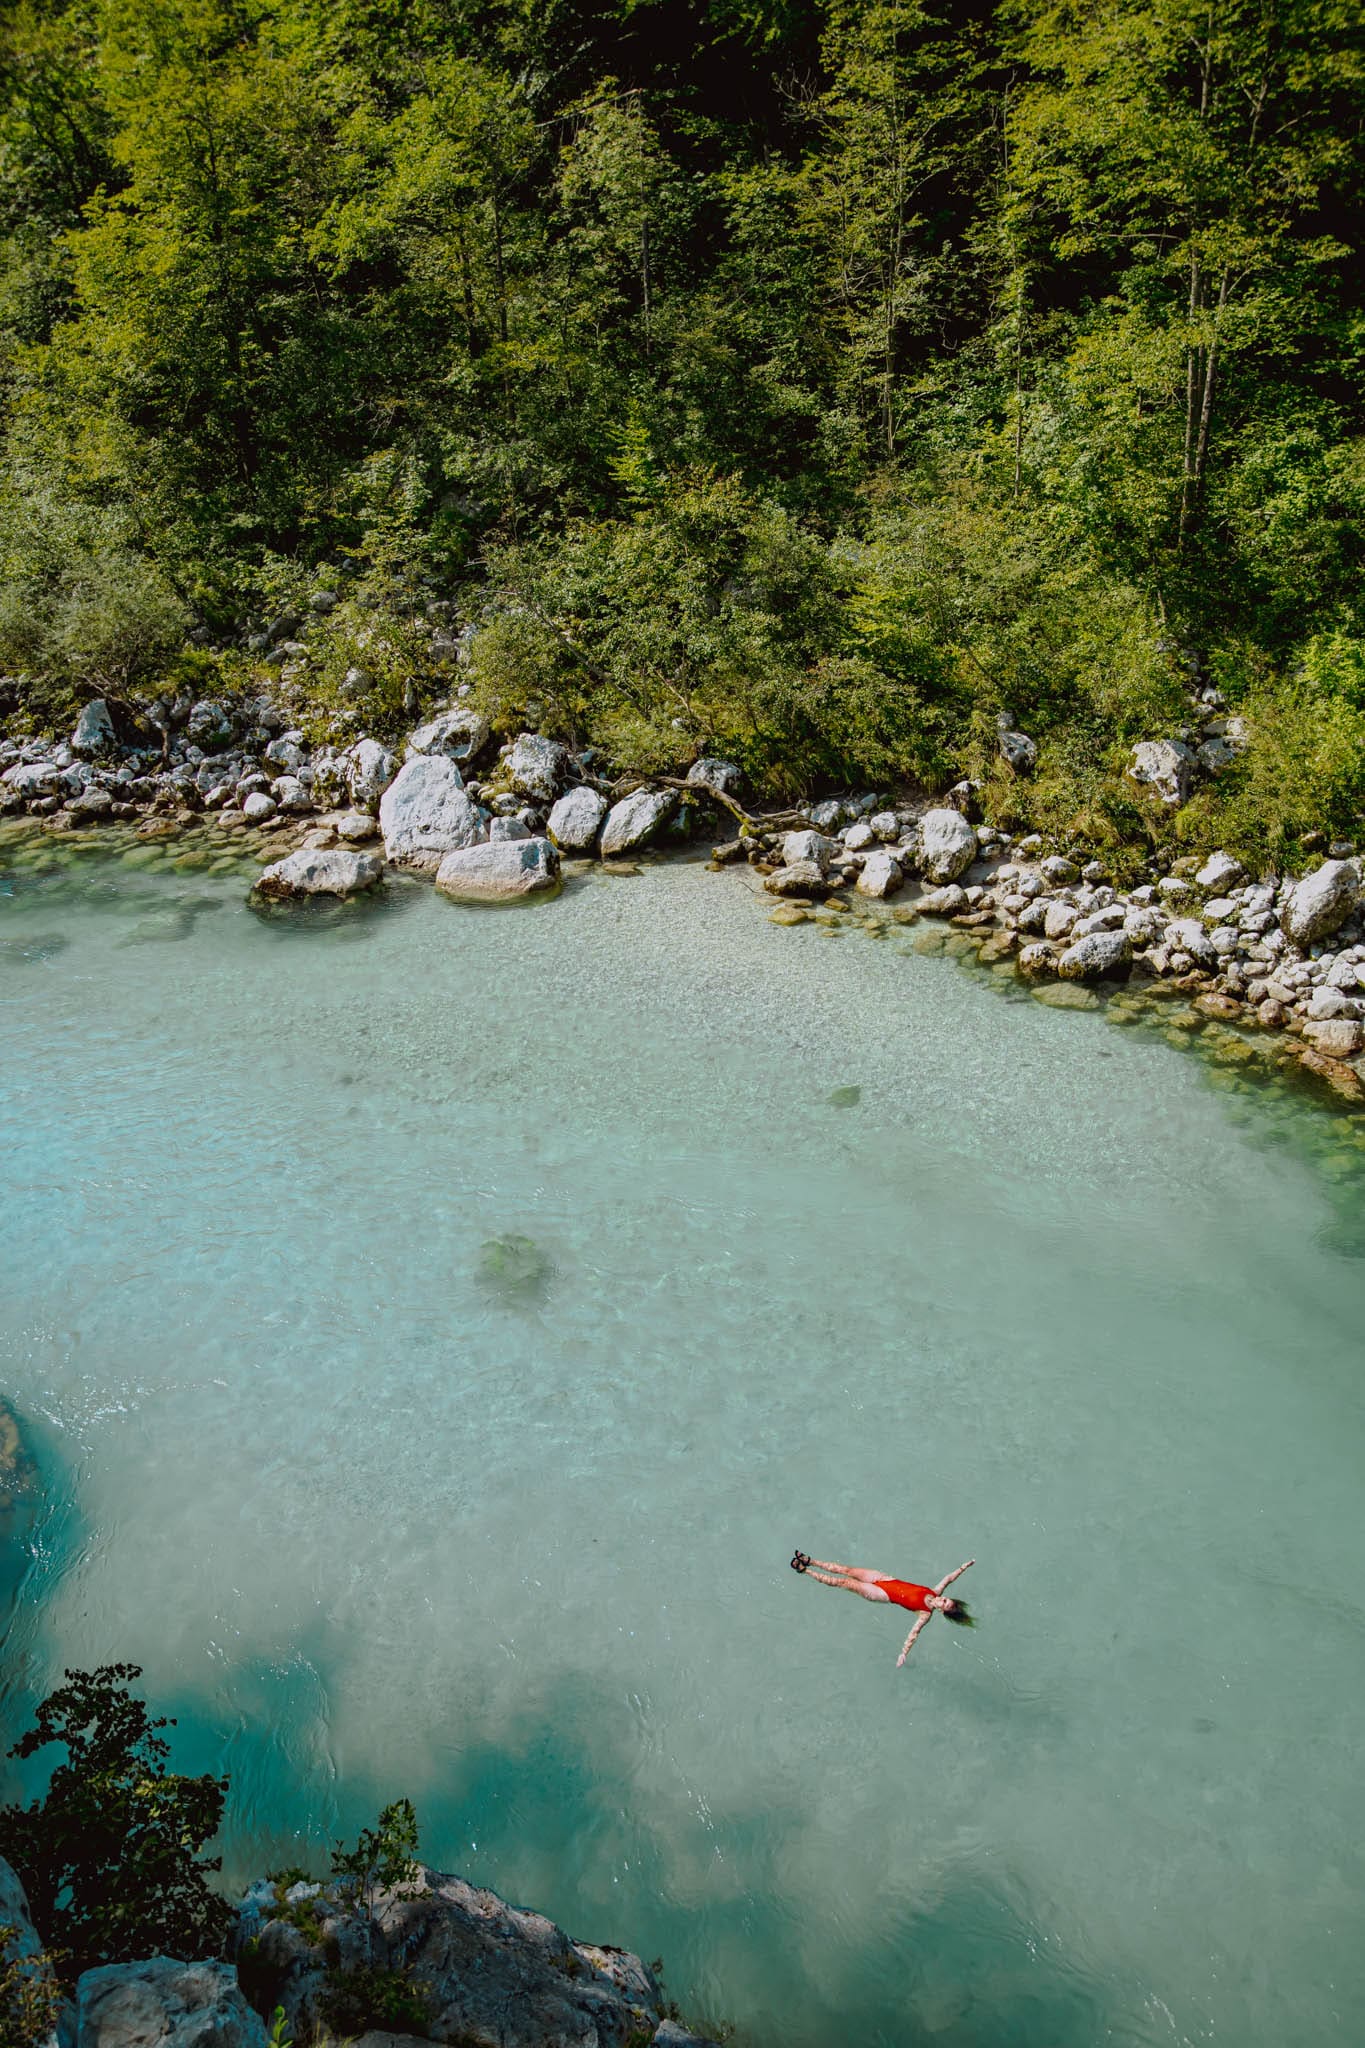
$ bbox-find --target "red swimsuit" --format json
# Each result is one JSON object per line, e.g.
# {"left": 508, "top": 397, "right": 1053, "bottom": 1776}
{"left": 877, "top": 1578, "right": 933, "bottom": 1612}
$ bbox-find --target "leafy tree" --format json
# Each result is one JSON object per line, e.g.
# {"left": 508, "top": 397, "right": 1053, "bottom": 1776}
{"left": 0, "top": 1665, "right": 230, "bottom": 1982}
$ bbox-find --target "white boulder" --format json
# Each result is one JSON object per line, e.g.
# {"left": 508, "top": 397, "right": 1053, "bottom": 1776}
{"left": 856, "top": 850, "right": 904, "bottom": 898}
{"left": 253, "top": 849, "right": 383, "bottom": 899}
{"left": 1281, "top": 860, "right": 1361, "bottom": 948}
{"left": 1164, "top": 917, "right": 1218, "bottom": 969}
{"left": 506, "top": 733, "right": 571, "bottom": 802}
{"left": 600, "top": 789, "right": 676, "bottom": 858}
{"left": 686, "top": 757, "right": 743, "bottom": 796}
{"left": 72, "top": 699, "right": 116, "bottom": 758}
{"left": 1196, "top": 849, "right": 1244, "bottom": 893}
{"left": 406, "top": 706, "right": 490, "bottom": 765}
{"left": 917, "top": 807, "right": 977, "bottom": 883}
{"left": 547, "top": 786, "right": 609, "bottom": 852}
{"left": 1057, "top": 929, "right": 1130, "bottom": 981}
{"left": 379, "top": 755, "right": 484, "bottom": 871}
{"left": 1128, "top": 739, "right": 1195, "bottom": 806}
{"left": 344, "top": 738, "right": 395, "bottom": 810}
{"left": 434, "top": 837, "right": 560, "bottom": 903}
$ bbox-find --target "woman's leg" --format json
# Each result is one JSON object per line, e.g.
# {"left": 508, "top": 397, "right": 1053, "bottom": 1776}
{"left": 806, "top": 1570, "right": 890, "bottom": 1601}
{"left": 807, "top": 1560, "right": 889, "bottom": 1582}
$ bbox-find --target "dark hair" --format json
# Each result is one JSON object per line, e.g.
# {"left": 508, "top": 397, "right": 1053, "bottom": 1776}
{"left": 942, "top": 1599, "right": 975, "bottom": 1627}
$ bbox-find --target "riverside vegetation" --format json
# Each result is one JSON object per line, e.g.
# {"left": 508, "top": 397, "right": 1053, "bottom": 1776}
{"left": 0, "top": 1666, "right": 723, "bottom": 2048}
{"left": 0, "top": 0, "right": 1362, "bottom": 869}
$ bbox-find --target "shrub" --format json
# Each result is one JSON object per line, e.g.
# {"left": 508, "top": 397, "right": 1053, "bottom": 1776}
{"left": 0, "top": 1666, "right": 230, "bottom": 1982}
{"left": 0, "top": 1923, "right": 62, "bottom": 2048}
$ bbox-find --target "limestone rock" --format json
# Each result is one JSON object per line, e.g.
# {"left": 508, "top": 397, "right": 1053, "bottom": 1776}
{"left": 1196, "top": 849, "right": 1244, "bottom": 893}
{"left": 686, "top": 758, "right": 742, "bottom": 797}
{"left": 997, "top": 728, "right": 1037, "bottom": 775}
{"left": 1297, "top": 1049, "right": 1365, "bottom": 1102}
{"left": 1057, "top": 929, "right": 1131, "bottom": 981}
{"left": 242, "top": 792, "right": 277, "bottom": 823}
{"left": 76, "top": 1961, "right": 266, "bottom": 2048}
{"left": 855, "top": 849, "right": 903, "bottom": 898}
{"left": 781, "top": 828, "right": 838, "bottom": 869}
{"left": 1017, "top": 941, "right": 1058, "bottom": 978}
{"left": 1043, "top": 902, "right": 1078, "bottom": 941}
{"left": 68, "top": 787, "right": 115, "bottom": 819}
{"left": 841, "top": 819, "right": 875, "bottom": 853}
{"left": 600, "top": 789, "right": 676, "bottom": 858}
{"left": 3, "top": 762, "right": 64, "bottom": 799}
{"left": 345, "top": 739, "right": 396, "bottom": 811}
{"left": 435, "top": 838, "right": 559, "bottom": 903}
{"left": 1040, "top": 855, "right": 1079, "bottom": 885}
{"left": 763, "top": 861, "right": 826, "bottom": 898}
{"left": 1281, "top": 860, "right": 1361, "bottom": 948}
{"left": 185, "top": 699, "right": 234, "bottom": 751}
{"left": 506, "top": 733, "right": 571, "bottom": 803}
{"left": 917, "top": 808, "right": 977, "bottom": 883}
{"left": 238, "top": 1866, "right": 722, "bottom": 2048}
{"left": 406, "top": 707, "right": 490, "bottom": 766}
{"left": 254, "top": 850, "right": 383, "bottom": 900}
{"left": 1164, "top": 917, "right": 1218, "bottom": 970}
{"left": 72, "top": 700, "right": 117, "bottom": 759}
{"left": 547, "top": 786, "right": 608, "bottom": 853}
{"left": 1128, "top": 739, "right": 1195, "bottom": 806}
{"left": 1304, "top": 1019, "right": 1365, "bottom": 1058}
{"left": 488, "top": 815, "right": 532, "bottom": 842}
{"left": 336, "top": 811, "right": 378, "bottom": 843}
{"left": 915, "top": 884, "right": 968, "bottom": 917}
{"left": 379, "top": 756, "right": 483, "bottom": 871}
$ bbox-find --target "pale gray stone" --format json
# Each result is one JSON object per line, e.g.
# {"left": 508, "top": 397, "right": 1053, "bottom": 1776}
{"left": 337, "top": 810, "right": 378, "bottom": 842}
{"left": 1017, "top": 941, "right": 1058, "bottom": 978}
{"left": 841, "top": 818, "right": 875, "bottom": 852}
{"left": 72, "top": 700, "right": 116, "bottom": 758}
{"left": 1304, "top": 1019, "right": 1364, "bottom": 1057}
{"left": 434, "top": 837, "right": 559, "bottom": 902}
{"left": 1164, "top": 917, "right": 1218, "bottom": 969}
{"left": 547, "top": 786, "right": 608, "bottom": 853}
{"left": 1196, "top": 849, "right": 1244, "bottom": 892}
{"left": 254, "top": 849, "right": 383, "bottom": 900}
{"left": 1281, "top": 860, "right": 1361, "bottom": 947}
{"left": 856, "top": 849, "right": 904, "bottom": 898}
{"left": 345, "top": 738, "right": 395, "bottom": 810}
{"left": 781, "top": 828, "right": 838, "bottom": 868}
{"left": 764, "top": 861, "right": 826, "bottom": 898}
{"left": 917, "top": 807, "right": 977, "bottom": 883}
{"left": 506, "top": 733, "right": 571, "bottom": 802}
{"left": 1057, "top": 929, "right": 1131, "bottom": 981}
{"left": 1043, "top": 901, "right": 1078, "bottom": 941}
{"left": 379, "top": 756, "right": 483, "bottom": 871}
{"left": 242, "top": 792, "right": 277, "bottom": 822}
{"left": 406, "top": 707, "right": 489, "bottom": 765}
{"left": 76, "top": 1961, "right": 266, "bottom": 2048}
{"left": 270, "top": 775, "right": 313, "bottom": 813}
{"left": 489, "top": 814, "right": 531, "bottom": 842}
{"left": 869, "top": 810, "right": 899, "bottom": 842}
{"left": 600, "top": 788, "right": 676, "bottom": 858}
{"left": 997, "top": 728, "right": 1037, "bottom": 775}
{"left": 1128, "top": 739, "right": 1195, "bottom": 806}
{"left": 685, "top": 757, "right": 742, "bottom": 796}
{"left": 915, "top": 883, "right": 968, "bottom": 916}
{"left": 3, "top": 761, "right": 64, "bottom": 797}
{"left": 1040, "top": 855, "right": 1079, "bottom": 885}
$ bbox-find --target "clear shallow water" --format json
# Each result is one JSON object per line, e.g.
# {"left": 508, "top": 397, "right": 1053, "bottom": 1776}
{"left": 3, "top": 836, "right": 1365, "bottom": 2047}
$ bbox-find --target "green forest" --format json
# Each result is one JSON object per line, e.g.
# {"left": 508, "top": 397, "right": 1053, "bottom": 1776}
{"left": 1, "top": 0, "right": 1362, "bottom": 859}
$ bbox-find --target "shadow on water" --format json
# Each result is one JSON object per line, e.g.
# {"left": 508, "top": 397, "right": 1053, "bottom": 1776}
{"left": 70, "top": 1644, "right": 1129, "bottom": 2048}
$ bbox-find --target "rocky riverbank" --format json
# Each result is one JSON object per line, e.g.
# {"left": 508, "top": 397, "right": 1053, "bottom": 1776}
{"left": 1, "top": 1852, "right": 721, "bottom": 2048}
{"left": 5, "top": 689, "right": 1365, "bottom": 1110}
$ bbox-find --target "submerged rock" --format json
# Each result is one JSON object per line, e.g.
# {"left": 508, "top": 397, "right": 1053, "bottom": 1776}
{"left": 600, "top": 789, "right": 676, "bottom": 858}
{"left": 253, "top": 850, "right": 383, "bottom": 901}
{"left": 77, "top": 1960, "right": 266, "bottom": 2048}
{"left": 379, "top": 756, "right": 483, "bottom": 871}
{"left": 434, "top": 838, "right": 559, "bottom": 903}
{"left": 477, "top": 1235, "right": 554, "bottom": 1302}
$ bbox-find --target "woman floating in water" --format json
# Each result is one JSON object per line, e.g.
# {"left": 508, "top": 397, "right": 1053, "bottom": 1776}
{"left": 791, "top": 1551, "right": 975, "bottom": 1665}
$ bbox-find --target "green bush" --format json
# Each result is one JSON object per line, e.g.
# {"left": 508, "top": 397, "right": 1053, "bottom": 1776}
{"left": 0, "top": 1666, "right": 230, "bottom": 1983}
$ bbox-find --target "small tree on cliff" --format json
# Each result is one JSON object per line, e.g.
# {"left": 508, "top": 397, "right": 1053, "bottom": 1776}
{"left": 0, "top": 1665, "right": 231, "bottom": 1980}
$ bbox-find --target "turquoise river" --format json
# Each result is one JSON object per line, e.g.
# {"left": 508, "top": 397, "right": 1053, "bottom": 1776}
{"left": 2, "top": 834, "right": 1364, "bottom": 2047}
